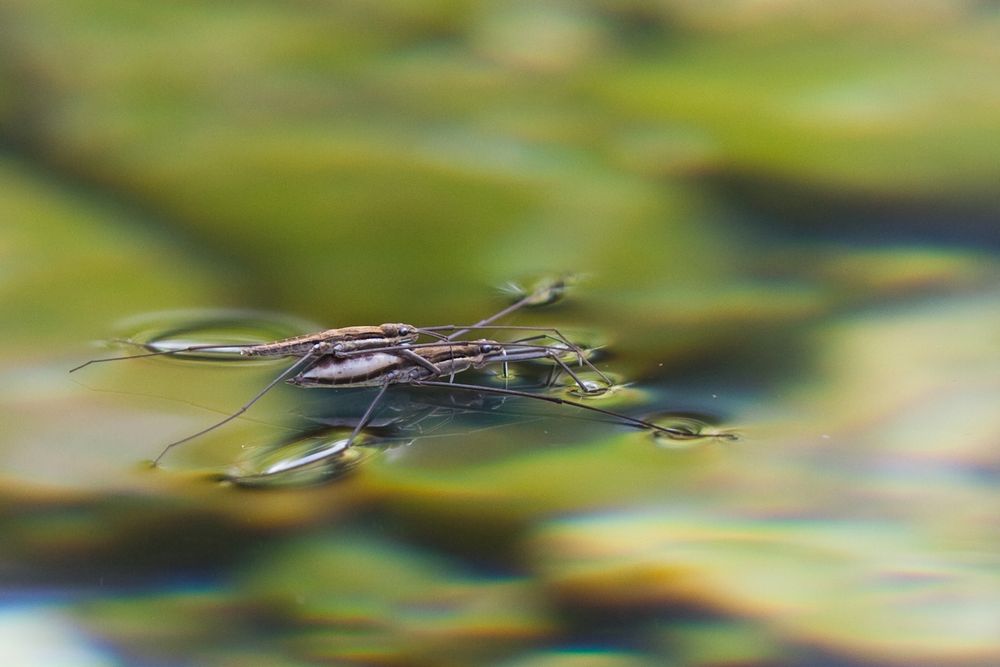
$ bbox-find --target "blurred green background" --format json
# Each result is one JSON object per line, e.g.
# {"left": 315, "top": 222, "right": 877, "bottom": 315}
{"left": 1, "top": 2, "right": 999, "bottom": 666}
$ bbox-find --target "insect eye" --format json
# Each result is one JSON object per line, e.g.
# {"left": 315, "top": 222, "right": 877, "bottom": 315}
{"left": 398, "top": 325, "right": 413, "bottom": 335}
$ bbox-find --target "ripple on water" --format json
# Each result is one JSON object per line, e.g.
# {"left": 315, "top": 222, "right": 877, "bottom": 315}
{"left": 224, "top": 429, "right": 395, "bottom": 488}
{"left": 647, "top": 412, "right": 740, "bottom": 449}
{"left": 112, "top": 309, "right": 322, "bottom": 364}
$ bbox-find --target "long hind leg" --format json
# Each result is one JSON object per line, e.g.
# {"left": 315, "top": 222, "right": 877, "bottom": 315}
{"left": 152, "top": 348, "right": 327, "bottom": 465}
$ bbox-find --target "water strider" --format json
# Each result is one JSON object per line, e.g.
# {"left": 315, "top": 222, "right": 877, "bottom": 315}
{"left": 150, "top": 336, "right": 608, "bottom": 465}
{"left": 73, "top": 278, "right": 599, "bottom": 458}
{"left": 224, "top": 339, "right": 737, "bottom": 484}
{"left": 68, "top": 323, "right": 425, "bottom": 372}
{"left": 140, "top": 338, "right": 713, "bottom": 467}
{"left": 69, "top": 276, "right": 575, "bottom": 371}
{"left": 73, "top": 275, "right": 734, "bottom": 467}
{"left": 288, "top": 338, "right": 713, "bottom": 442}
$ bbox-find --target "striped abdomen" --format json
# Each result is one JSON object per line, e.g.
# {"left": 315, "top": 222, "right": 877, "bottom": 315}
{"left": 241, "top": 323, "right": 416, "bottom": 358}
{"left": 288, "top": 342, "right": 493, "bottom": 388}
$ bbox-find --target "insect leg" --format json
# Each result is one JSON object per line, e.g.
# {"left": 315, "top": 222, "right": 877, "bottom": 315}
{"left": 70, "top": 342, "right": 253, "bottom": 373}
{"left": 152, "top": 348, "right": 325, "bottom": 465}
{"left": 504, "top": 333, "right": 613, "bottom": 385}
{"left": 395, "top": 348, "right": 444, "bottom": 375}
{"left": 441, "top": 277, "right": 568, "bottom": 341}
{"left": 409, "top": 379, "right": 731, "bottom": 440}
{"left": 422, "top": 326, "right": 613, "bottom": 386}
{"left": 343, "top": 382, "right": 391, "bottom": 447}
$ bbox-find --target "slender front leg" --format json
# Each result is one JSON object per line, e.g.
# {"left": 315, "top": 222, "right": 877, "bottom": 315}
{"left": 444, "top": 276, "right": 567, "bottom": 341}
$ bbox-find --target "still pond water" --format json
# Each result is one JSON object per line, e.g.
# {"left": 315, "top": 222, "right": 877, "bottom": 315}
{"left": 2, "top": 3, "right": 999, "bottom": 666}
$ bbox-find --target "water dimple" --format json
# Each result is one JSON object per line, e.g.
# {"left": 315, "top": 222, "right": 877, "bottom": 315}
{"left": 648, "top": 412, "right": 740, "bottom": 448}
{"left": 114, "top": 309, "right": 320, "bottom": 365}
{"left": 566, "top": 378, "right": 621, "bottom": 398}
{"left": 574, "top": 379, "right": 606, "bottom": 395}
{"left": 501, "top": 273, "right": 571, "bottom": 307}
{"left": 561, "top": 374, "right": 645, "bottom": 405}
{"left": 224, "top": 429, "right": 390, "bottom": 488}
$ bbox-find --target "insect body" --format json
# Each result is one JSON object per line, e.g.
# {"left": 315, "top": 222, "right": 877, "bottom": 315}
{"left": 74, "top": 276, "right": 731, "bottom": 468}
{"left": 238, "top": 323, "right": 420, "bottom": 358}
{"left": 288, "top": 341, "right": 503, "bottom": 387}
{"left": 282, "top": 339, "right": 703, "bottom": 459}
{"left": 69, "top": 323, "right": 422, "bottom": 372}
{"left": 150, "top": 338, "right": 600, "bottom": 464}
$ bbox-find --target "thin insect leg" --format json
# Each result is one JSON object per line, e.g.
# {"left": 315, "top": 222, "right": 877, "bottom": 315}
{"left": 503, "top": 346, "right": 512, "bottom": 390}
{"left": 316, "top": 340, "right": 463, "bottom": 358}
{"left": 396, "top": 348, "right": 443, "bottom": 375}
{"left": 325, "top": 339, "right": 611, "bottom": 389}
{"left": 329, "top": 340, "right": 579, "bottom": 359}
{"left": 425, "top": 324, "right": 581, "bottom": 350}
{"left": 448, "top": 344, "right": 458, "bottom": 383}
{"left": 70, "top": 343, "right": 254, "bottom": 373}
{"left": 502, "top": 347, "right": 599, "bottom": 394}
{"left": 241, "top": 385, "right": 445, "bottom": 481}
{"left": 515, "top": 342, "right": 568, "bottom": 388}
{"left": 543, "top": 362, "right": 560, "bottom": 388}
{"left": 543, "top": 353, "right": 596, "bottom": 393}
{"left": 506, "top": 333, "right": 584, "bottom": 366}
{"left": 417, "top": 329, "right": 449, "bottom": 341}
{"left": 505, "top": 332, "right": 613, "bottom": 384}
{"left": 444, "top": 299, "right": 531, "bottom": 340}
{"left": 343, "top": 382, "right": 391, "bottom": 447}
{"left": 505, "top": 333, "right": 555, "bottom": 344}
{"left": 410, "top": 380, "right": 720, "bottom": 440}
{"left": 443, "top": 281, "right": 558, "bottom": 341}
{"left": 153, "top": 350, "right": 324, "bottom": 465}
{"left": 423, "top": 325, "right": 613, "bottom": 385}
{"left": 476, "top": 343, "right": 612, "bottom": 391}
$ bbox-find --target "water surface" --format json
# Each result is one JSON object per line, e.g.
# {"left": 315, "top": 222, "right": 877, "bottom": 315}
{"left": 1, "top": 3, "right": 999, "bottom": 665}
